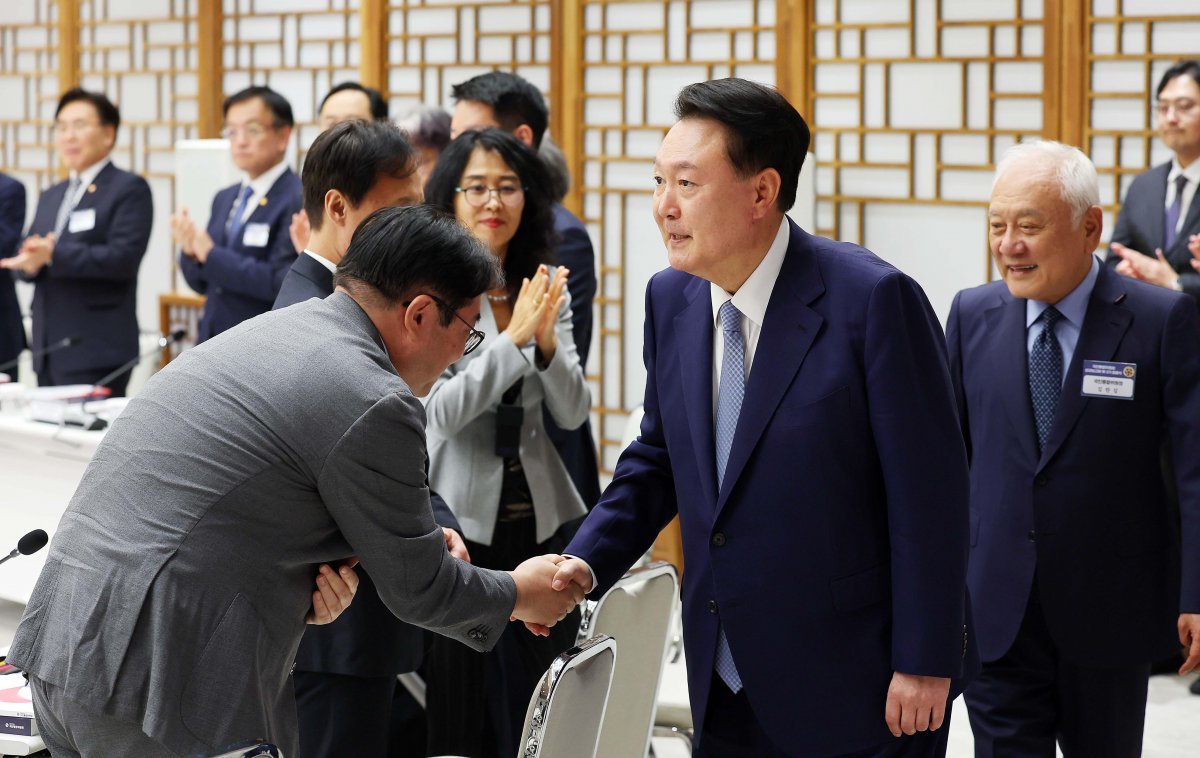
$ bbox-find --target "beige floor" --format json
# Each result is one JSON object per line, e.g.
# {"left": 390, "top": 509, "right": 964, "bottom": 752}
{"left": 2, "top": 600, "right": 1196, "bottom": 757}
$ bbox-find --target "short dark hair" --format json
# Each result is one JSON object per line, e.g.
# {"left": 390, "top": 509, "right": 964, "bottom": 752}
{"left": 334, "top": 205, "right": 501, "bottom": 321}
{"left": 673, "top": 78, "right": 810, "bottom": 213}
{"left": 302, "top": 120, "right": 418, "bottom": 232}
{"left": 424, "top": 129, "right": 556, "bottom": 300}
{"left": 451, "top": 72, "right": 549, "bottom": 148}
{"left": 538, "top": 134, "right": 570, "bottom": 202}
{"left": 222, "top": 85, "right": 294, "bottom": 128}
{"left": 398, "top": 104, "right": 452, "bottom": 152}
{"left": 56, "top": 88, "right": 120, "bottom": 136}
{"left": 320, "top": 81, "right": 389, "bottom": 121}
{"left": 1157, "top": 60, "right": 1200, "bottom": 98}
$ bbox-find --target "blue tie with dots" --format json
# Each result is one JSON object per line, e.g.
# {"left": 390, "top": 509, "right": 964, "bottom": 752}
{"left": 713, "top": 300, "right": 744, "bottom": 693}
{"left": 226, "top": 184, "right": 254, "bottom": 245}
{"left": 1029, "top": 306, "right": 1064, "bottom": 454}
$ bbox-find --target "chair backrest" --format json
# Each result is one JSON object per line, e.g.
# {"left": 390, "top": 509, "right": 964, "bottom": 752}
{"left": 519, "top": 634, "right": 617, "bottom": 758}
{"left": 576, "top": 561, "right": 680, "bottom": 758}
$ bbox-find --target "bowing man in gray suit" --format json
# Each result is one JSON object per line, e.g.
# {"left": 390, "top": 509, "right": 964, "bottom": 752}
{"left": 6, "top": 204, "right": 584, "bottom": 758}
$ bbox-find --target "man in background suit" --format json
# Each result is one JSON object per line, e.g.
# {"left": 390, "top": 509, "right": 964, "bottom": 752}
{"left": 1, "top": 88, "right": 152, "bottom": 395}
{"left": 7, "top": 205, "right": 583, "bottom": 757}
{"left": 1109, "top": 60, "right": 1200, "bottom": 300}
{"left": 172, "top": 85, "right": 301, "bottom": 342}
{"left": 273, "top": 119, "right": 456, "bottom": 758}
{"left": 0, "top": 172, "right": 26, "bottom": 372}
{"left": 450, "top": 70, "right": 601, "bottom": 510}
{"left": 288, "top": 80, "right": 391, "bottom": 254}
{"left": 949, "top": 141, "right": 1200, "bottom": 756}
{"left": 552, "top": 78, "right": 974, "bottom": 757}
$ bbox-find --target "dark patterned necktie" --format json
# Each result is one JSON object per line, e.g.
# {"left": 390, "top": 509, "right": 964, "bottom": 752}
{"left": 1029, "top": 306, "right": 1064, "bottom": 454}
{"left": 1165, "top": 174, "right": 1188, "bottom": 250}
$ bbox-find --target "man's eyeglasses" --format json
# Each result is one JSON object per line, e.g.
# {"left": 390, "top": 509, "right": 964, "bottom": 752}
{"left": 406, "top": 293, "right": 485, "bottom": 355}
{"left": 51, "top": 120, "right": 100, "bottom": 135}
{"left": 1155, "top": 98, "right": 1198, "bottom": 119}
{"left": 220, "top": 123, "right": 275, "bottom": 140}
{"left": 455, "top": 184, "right": 525, "bottom": 208}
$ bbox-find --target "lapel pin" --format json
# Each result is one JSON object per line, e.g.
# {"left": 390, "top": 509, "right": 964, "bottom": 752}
{"left": 1114, "top": 293, "right": 1126, "bottom": 305}
{"left": 259, "top": 197, "right": 269, "bottom": 207}
{"left": 87, "top": 183, "right": 97, "bottom": 193}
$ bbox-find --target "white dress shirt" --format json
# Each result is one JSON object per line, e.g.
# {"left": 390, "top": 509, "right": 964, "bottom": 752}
{"left": 65, "top": 156, "right": 112, "bottom": 208}
{"left": 230, "top": 159, "right": 291, "bottom": 227}
{"left": 1166, "top": 157, "right": 1200, "bottom": 238}
{"left": 303, "top": 249, "right": 337, "bottom": 274}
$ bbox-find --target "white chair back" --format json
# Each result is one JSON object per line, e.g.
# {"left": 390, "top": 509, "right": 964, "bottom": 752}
{"left": 576, "top": 562, "right": 679, "bottom": 758}
{"left": 519, "top": 634, "right": 617, "bottom": 758}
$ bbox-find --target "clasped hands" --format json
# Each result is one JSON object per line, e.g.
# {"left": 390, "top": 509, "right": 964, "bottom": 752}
{"left": 504, "top": 265, "right": 570, "bottom": 364}
{"left": 170, "top": 206, "right": 215, "bottom": 263}
{"left": 508, "top": 554, "right": 593, "bottom": 637}
{"left": 0, "top": 233, "right": 55, "bottom": 276}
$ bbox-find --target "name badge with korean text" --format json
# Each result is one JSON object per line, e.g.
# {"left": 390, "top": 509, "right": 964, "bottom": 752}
{"left": 242, "top": 222, "right": 271, "bottom": 248}
{"left": 1081, "top": 360, "right": 1135, "bottom": 400}
{"left": 67, "top": 208, "right": 96, "bottom": 233}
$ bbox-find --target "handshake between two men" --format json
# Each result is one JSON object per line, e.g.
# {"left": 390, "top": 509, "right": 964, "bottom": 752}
{"left": 508, "top": 555, "right": 595, "bottom": 635}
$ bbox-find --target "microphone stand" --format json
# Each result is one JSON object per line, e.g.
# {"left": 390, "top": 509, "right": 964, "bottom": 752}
{"left": 0, "top": 336, "right": 80, "bottom": 374}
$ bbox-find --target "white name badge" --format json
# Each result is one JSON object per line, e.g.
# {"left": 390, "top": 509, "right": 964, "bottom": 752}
{"left": 242, "top": 222, "right": 271, "bottom": 248}
{"left": 1081, "top": 360, "right": 1135, "bottom": 400}
{"left": 67, "top": 208, "right": 96, "bottom": 233}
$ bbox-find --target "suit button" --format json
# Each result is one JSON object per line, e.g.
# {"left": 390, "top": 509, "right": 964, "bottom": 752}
{"left": 708, "top": 600, "right": 718, "bottom": 614}
{"left": 711, "top": 532, "right": 726, "bottom": 547}
{"left": 1028, "top": 530, "right": 1037, "bottom": 542}
{"left": 1035, "top": 474, "right": 1048, "bottom": 486}
{"left": 214, "top": 286, "right": 224, "bottom": 294}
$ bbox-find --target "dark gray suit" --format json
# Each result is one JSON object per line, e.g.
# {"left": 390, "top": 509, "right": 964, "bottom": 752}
{"left": 1109, "top": 162, "right": 1200, "bottom": 302}
{"left": 7, "top": 292, "right": 516, "bottom": 757}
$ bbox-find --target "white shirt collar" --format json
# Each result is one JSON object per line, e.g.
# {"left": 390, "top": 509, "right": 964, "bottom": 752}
{"left": 243, "top": 159, "right": 290, "bottom": 200}
{"left": 1168, "top": 156, "right": 1200, "bottom": 184}
{"left": 70, "top": 156, "right": 111, "bottom": 189}
{"left": 303, "top": 249, "right": 338, "bottom": 274}
{"left": 709, "top": 217, "right": 790, "bottom": 328}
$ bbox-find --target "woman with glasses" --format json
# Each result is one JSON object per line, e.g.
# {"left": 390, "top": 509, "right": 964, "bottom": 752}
{"left": 420, "top": 128, "right": 591, "bottom": 758}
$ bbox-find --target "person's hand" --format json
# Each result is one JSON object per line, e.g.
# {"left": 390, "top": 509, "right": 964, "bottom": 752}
{"left": 508, "top": 553, "right": 584, "bottom": 636}
{"left": 1110, "top": 242, "right": 1178, "bottom": 288}
{"left": 517, "top": 555, "right": 594, "bottom": 635}
{"left": 443, "top": 527, "right": 471, "bottom": 563}
{"left": 884, "top": 672, "right": 950, "bottom": 737}
{"left": 505, "top": 265, "right": 551, "bottom": 346}
{"left": 171, "top": 207, "right": 197, "bottom": 257}
{"left": 0, "top": 234, "right": 55, "bottom": 276}
{"left": 290, "top": 209, "right": 310, "bottom": 254}
{"left": 305, "top": 558, "right": 361, "bottom": 625}
{"left": 191, "top": 225, "right": 214, "bottom": 264}
{"left": 534, "top": 267, "right": 569, "bottom": 363}
{"left": 1188, "top": 234, "right": 1200, "bottom": 273}
{"left": 1179, "top": 613, "right": 1200, "bottom": 675}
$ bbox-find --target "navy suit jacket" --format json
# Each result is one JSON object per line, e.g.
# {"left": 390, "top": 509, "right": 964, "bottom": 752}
{"left": 273, "top": 252, "right": 464, "bottom": 677}
{"left": 0, "top": 173, "right": 26, "bottom": 369}
{"left": 566, "top": 220, "right": 974, "bottom": 756}
{"left": 22, "top": 163, "right": 152, "bottom": 378}
{"left": 1109, "top": 162, "right": 1200, "bottom": 302}
{"left": 544, "top": 204, "right": 601, "bottom": 509}
{"left": 947, "top": 264, "right": 1200, "bottom": 666}
{"left": 181, "top": 169, "right": 301, "bottom": 342}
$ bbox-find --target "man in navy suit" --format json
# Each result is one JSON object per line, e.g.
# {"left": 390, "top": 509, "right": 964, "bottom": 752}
{"left": 1109, "top": 60, "right": 1200, "bottom": 300}
{"left": 450, "top": 71, "right": 602, "bottom": 509}
{"left": 0, "top": 172, "right": 26, "bottom": 372}
{"left": 2, "top": 88, "right": 152, "bottom": 395}
{"left": 948, "top": 141, "right": 1200, "bottom": 756}
{"left": 551, "top": 78, "right": 973, "bottom": 757}
{"left": 272, "top": 118, "right": 465, "bottom": 758}
{"left": 172, "top": 85, "right": 301, "bottom": 342}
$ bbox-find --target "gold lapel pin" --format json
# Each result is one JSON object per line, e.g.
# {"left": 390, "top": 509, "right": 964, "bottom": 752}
{"left": 87, "top": 183, "right": 97, "bottom": 193}
{"left": 259, "top": 197, "right": 269, "bottom": 207}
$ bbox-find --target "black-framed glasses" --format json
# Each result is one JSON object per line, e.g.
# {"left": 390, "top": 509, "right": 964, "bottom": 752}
{"left": 406, "top": 293, "right": 485, "bottom": 355}
{"left": 455, "top": 184, "right": 526, "bottom": 207}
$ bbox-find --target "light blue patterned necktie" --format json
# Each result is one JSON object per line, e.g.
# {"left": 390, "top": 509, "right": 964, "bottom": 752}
{"left": 53, "top": 177, "right": 81, "bottom": 236}
{"left": 1029, "top": 306, "right": 1063, "bottom": 454}
{"left": 713, "top": 299, "right": 744, "bottom": 692}
{"left": 226, "top": 184, "right": 254, "bottom": 245}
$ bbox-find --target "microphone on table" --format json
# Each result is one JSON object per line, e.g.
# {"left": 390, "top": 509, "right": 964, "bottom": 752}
{"left": 0, "top": 336, "right": 82, "bottom": 374}
{"left": 0, "top": 529, "right": 49, "bottom": 567}
{"left": 88, "top": 329, "right": 188, "bottom": 399}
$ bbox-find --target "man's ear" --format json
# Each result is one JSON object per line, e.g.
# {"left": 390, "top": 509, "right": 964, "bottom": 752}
{"left": 751, "top": 168, "right": 782, "bottom": 219}
{"left": 513, "top": 124, "right": 535, "bottom": 148}
{"left": 325, "top": 189, "right": 348, "bottom": 226}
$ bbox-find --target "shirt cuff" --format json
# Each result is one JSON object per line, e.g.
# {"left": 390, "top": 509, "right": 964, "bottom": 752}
{"left": 561, "top": 554, "right": 599, "bottom": 595}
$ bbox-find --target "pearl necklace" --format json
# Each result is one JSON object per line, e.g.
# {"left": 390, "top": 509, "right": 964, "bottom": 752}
{"left": 486, "top": 292, "right": 509, "bottom": 303}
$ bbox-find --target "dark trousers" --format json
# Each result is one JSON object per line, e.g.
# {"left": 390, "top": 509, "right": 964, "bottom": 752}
{"left": 295, "top": 672, "right": 427, "bottom": 758}
{"left": 964, "top": 586, "right": 1150, "bottom": 758}
{"left": 424, "top": 515, "right": 580, "bottom": 758}
{"left": 38, "top": 360, "right": 130, "bottom": 397}
{"left": 694, "top": 673, "right": 951, "bottom": 758}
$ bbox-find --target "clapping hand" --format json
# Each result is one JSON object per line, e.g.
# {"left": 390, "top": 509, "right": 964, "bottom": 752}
{"left": 290, "top": 208, "right": 311, "bottom": 254}
{"left": 0, "top": 233, "right": 54, "bottom": 276}
{"left": 534, "top": 267, "right": 570, "bottom": 363}
{"left": 505, "top": 265, "right": 552, "bottom": 346}
{"left": 1110, "top": 242, "right": 1178, "bottom": 288}
{"left": 170, "top": 207, "right": 214, "bottom": 263}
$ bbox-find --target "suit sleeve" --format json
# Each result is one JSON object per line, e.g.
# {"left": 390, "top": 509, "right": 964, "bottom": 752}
{"left": 538, "top": 294, "right": 591, "bottom": 431}
{"left": 45, "top": 176, "right": 152, "bottom": 281}
{"left": 199, "top": 205, "right": 297, "bottom": 302}
{"left": 556, "top": 222, "right": 596, "bottom": 368}
{"left": 318, "top": 390, "right": 516, "bottom": 650}
{"left": 0, "top": 180, "right": 25, "bottom": 259}
{"left": 864, "top": 272, "right": 971, "bottom": 678}
{"left": 564, "top": 276, "right": 679, "bottom": 596}
{"left": 1161, "top": 295, "right": 1200, "bottom": 613}
{"left": 945, "top": 291, "right": 971, "bottom": 463}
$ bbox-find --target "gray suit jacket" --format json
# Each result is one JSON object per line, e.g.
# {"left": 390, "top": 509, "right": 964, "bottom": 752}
{"left": 424, "top": 280, "right": 590, "bottom": 545}
{"left": 7, "top": 292, "right": 516, "bottom": 757}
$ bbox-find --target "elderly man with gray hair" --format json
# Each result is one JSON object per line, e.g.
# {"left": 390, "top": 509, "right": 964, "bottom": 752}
{"left": 947, "top": 140, "right": 1200, "bottom": 757}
